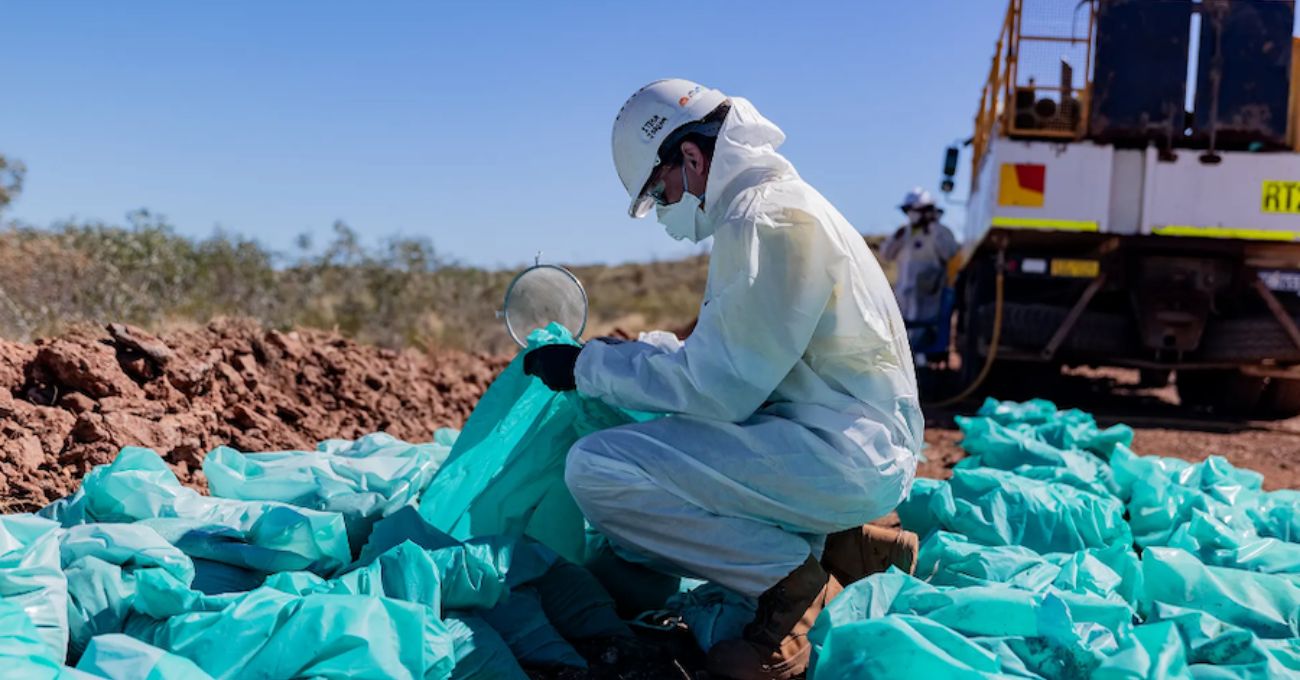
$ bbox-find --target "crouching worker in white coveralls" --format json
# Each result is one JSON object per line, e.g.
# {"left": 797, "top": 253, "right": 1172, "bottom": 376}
{"left": 521, "top": 79, "right": 923, "bottom": 680}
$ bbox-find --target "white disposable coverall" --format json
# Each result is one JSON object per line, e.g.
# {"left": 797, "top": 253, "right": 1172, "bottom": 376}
{"left": 568, "top": 99, "right": 922, "bottom": 598}
{"left": 881, "top": 222, "right": 959, "bottom": 326}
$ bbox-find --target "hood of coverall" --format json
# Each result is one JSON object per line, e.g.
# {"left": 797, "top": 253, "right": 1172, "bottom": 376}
{"left": 696, "top": 98, "right": 798, "bottom": 241}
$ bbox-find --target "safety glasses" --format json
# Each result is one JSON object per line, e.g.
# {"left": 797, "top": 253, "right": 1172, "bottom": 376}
{"left": 644, "top": 164, "right": 674, "bottom": 206}
{"left": 631, "top": 163, "right": 672, "bottom": 218}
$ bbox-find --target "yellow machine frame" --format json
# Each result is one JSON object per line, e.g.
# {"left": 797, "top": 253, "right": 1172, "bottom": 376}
{"left": 972, "top": 0, "right": 1097, "bottom": 188}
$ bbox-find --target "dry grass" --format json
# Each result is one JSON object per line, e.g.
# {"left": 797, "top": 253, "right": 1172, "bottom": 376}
{"left": 0, "top": 214, "right": 709, "bottom": 354}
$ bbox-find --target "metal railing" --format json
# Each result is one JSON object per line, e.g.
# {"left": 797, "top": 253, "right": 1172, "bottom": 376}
{"left": 972, "top": 0, "right": 1096, "bottom": 188}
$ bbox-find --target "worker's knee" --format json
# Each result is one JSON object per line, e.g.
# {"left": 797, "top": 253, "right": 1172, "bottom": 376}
{"left": 564, "top": 430, "right": 640, "bottom": 516}
{"left": 564, "top": 433, "right": 609, "bottom": 509}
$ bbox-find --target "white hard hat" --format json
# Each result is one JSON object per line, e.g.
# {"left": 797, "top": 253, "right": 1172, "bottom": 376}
{"left": 899, "top": 187, "right": 936, "bottom": 211}
{"left": 612, "top": 79, "right": 728, "bottom": 218}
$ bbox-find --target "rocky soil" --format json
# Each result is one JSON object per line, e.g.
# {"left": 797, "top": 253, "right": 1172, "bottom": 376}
{"left": 0, "top": 319, "right": 507, "bottom": 511}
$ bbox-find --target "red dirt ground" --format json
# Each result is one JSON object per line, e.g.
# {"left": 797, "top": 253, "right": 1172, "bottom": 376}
{"left": 0, "top": 319, "right": 506, "bottom": 511}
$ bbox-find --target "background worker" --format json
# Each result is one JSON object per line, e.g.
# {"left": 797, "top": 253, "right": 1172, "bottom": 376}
{"left": 523, "top": 79, "right": 921, "bottom": 680}
{"left": 880, "top": 187, "right": 960, "bottom": 364}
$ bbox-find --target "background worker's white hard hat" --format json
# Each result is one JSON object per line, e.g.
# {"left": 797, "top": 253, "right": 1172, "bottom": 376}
{"left": 899, "top": 187, "right": 937, "bottom": 211}
{"left": 612, "top": 79, "right": 727, "bottom": 218}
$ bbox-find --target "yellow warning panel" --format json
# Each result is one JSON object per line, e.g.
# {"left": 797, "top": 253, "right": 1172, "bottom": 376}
{"left": 1050, "top": 259, "right": 1100, "bottom": 278}
{"left": 998, "top": 163, "right": 1046, "bottom": 207}
{"left": 1262, "top": 180, "right": 1300, "bottom": 214}
{"left": 1155, "top": 224, "right": 1298, "bottom": 241}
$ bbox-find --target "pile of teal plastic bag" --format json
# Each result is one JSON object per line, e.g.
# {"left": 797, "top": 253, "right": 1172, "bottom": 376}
{"left": 812, "top": 398, "right": 1300, "bottom": 679}
{"left": 0, "top": 325, "right": 637, "bottom": 679}
{"left": 8, "top": 315, "right": 1300, "bottom": 679}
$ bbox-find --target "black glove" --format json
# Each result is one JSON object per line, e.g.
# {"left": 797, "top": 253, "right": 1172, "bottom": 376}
{"left": 523, "top": 344, "right": 582, "bottom": 391}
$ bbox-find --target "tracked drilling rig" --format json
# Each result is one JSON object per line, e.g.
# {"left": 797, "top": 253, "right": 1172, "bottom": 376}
{"left": 949, "top": 0, "right": 1300, "bottom": 415}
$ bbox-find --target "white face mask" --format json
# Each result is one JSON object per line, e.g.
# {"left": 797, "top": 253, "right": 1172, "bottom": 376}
{"left": 655, "top": 164, "right": 706, "bottom": 242}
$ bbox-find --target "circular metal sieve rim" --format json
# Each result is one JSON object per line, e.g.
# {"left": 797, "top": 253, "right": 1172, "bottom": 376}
{"left": 500, "top": 263, "right": 589, "bottom": 347}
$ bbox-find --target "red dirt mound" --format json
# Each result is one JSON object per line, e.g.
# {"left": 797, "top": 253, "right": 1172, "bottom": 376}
{"left": 0, "top": 319, "right": 508, "bottom": 511}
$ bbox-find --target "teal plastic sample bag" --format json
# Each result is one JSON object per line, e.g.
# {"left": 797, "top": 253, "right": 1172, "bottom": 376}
{"left": 52, "top": 447, "right": 352, "bottom": 577}
{"left": 265, "top": 535, "right": 514, "bottom": 615}
{"left": 125, "top": 586, "right": 455, "bottom": 680}
{"left": 204, "top": 430, "right": 457, "bottom": 552}
{"left": 0, "top": 601, "right": 207, "bottom": 680}
{"left": 0, "top": 598, "right": 77, "bottom": 679}
{"left": 1140, "top": 547, "right": 1300, "bottom": 640}
{"left": 0, "top": 514, "right": 68, "bottom": 661}
{"left": 1164, "top": 510, "right": 1300, "bottom": 579}
{"left": 808, "top": 570, "right": 1131, "bottom": 679}
{"left": 914, "top": 531, "right": 1142, "bottom": 607}
{"left": 419, "top": 324, "right": 655, "bottom": 564}
{"left": 897, "top": 467, "right": 1131, "bottom": 554}
{"left": 75, "top": 634, "right": 213, "bottom": 680}
{"left": 954, "top": 416, "right": 1118, "bottom": 497}
{"left": 60, "top": 523, "right": 195, "bottom": 661}
{"left": 1142, "top": 605, "right": 1300, "bottom": 676}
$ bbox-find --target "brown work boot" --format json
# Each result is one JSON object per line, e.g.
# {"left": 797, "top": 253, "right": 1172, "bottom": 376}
{"left": 705, "top": 556, "right": 842, "bottom": 680}
{"left": 821, "top": 525, "right": 919, "bottom": 586}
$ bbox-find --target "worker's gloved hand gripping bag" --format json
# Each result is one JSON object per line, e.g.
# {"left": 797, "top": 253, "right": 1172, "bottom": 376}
{"left": 419, "top": 324, "right": 655, "bottom": 564}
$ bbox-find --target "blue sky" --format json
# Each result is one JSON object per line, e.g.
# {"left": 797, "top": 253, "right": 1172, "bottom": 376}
{"left": 3, "top": 3, "right": 1296, "bottom": 268}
